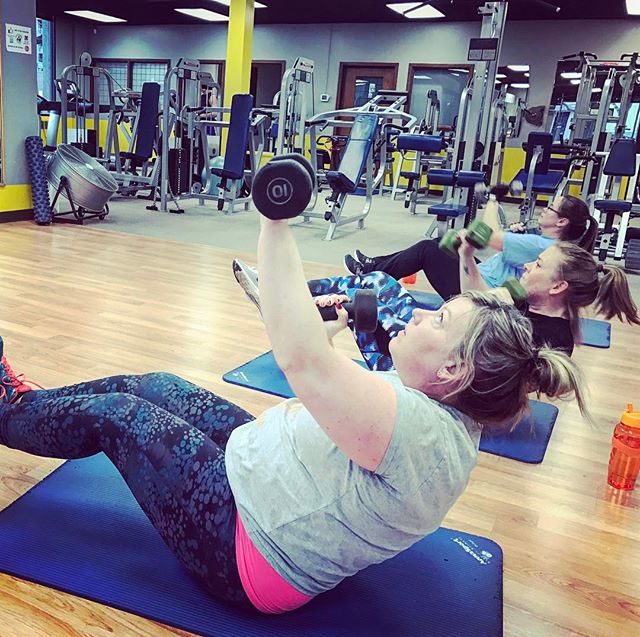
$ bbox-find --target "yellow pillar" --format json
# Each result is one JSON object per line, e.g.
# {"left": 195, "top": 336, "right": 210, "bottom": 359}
{"left": 221, "top": 0, "right": 254, "bottom": 152}
{"left": 223, "top": 0, "right": 254, "bottom": 105}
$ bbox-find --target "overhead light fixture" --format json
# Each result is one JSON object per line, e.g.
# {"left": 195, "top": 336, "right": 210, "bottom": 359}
{"left": 175, "top": 8, "right": 229, "bottom": 21}
{"left": 626, "top": 0, "right": 640, "bottom": 15}
{"left": 570, "top": 79, "right": 581, "bottom": 85}
{"left": 386, "top": 3, "right": 445, "bottom": 19}
{"left": 64, "top": 10, "right": 126, "bottom": 23}
{"left": 524, "top": 72, "right": 530, "bottom": 77}
{"left": 496, "top": 73, "right": 507, "bottom": 79}
{"left": 592, "top": 88, "right": 603, "bottom": 93}
{"left": 510, "top": 83, "right": 529, "bottom": 89}
{"left": 451, "top": 68, "right": 468, "bottom": 73}
{"left": 561, "top": 72, "right": 582, "bottom": 79}
{"left": 414, "top": 75, "right": 433, "bottom": 80}
{"left": 507, "top": 65, "right": 529, "bottom": 72}
{"left": 210, "top": 0, "right": 268, "bottom": 7}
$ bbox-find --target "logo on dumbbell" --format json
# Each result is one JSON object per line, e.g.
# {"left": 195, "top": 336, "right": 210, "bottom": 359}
{"left": 266, "top": 178, "right": 294, "bottom": 205}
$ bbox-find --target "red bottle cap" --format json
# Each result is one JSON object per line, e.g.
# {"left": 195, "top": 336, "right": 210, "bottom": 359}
{"left": 621, "top": 403, "right": 640, "bottom": 429}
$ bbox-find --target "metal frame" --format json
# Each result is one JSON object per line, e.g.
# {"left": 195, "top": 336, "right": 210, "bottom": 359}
{"left": 592, "top": 148, "right": 640, "bottom": 263}
{"left": 158, "top": 58, "right": 269, "bottom": 214}
{"left": 59, "top": 53, "right": 120, "bottom": 165}
{"left": 305, "top": 95, "right": 416, "bottom": 240}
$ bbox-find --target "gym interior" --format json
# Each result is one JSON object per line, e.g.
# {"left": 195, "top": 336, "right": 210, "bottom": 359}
{"left": 0, "top": 1, "right": 639, "bottom": 635}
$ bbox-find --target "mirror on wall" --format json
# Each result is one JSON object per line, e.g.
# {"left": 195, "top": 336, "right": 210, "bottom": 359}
{"left": 495, "top": 65, "right": 530, "bottom": 138}
{"left": 407, "top": 65, "right": 472, "bottom": 132}
{"left": 548, "top": 59, "right": 640, "bottom": 144}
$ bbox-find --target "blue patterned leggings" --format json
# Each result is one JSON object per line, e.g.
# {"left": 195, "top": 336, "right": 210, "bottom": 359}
{"left": 0, "top": 372, "right": 255, "bottom": 608}
{"left": 307, "top": 272, "right": 420, "bottom": 371}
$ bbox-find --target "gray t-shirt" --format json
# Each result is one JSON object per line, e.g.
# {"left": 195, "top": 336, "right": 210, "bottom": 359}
{"left": 225, "top": 370, "right": 481, "bottom": 596}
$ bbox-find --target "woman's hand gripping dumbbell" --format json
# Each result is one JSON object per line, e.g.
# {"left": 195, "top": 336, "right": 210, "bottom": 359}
{"left": 252, "top": 156, "right": 379, "bottom": 331}
{"left": 456, "top": 228, "right": 528, "bottom": 305}
{"left": 315, "top": 289, "right": 378, "bottom": 334}
{"left": 439, "top": 180, "right": 524, "bottom": 257}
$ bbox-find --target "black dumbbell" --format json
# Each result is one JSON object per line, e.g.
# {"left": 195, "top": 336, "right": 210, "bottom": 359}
{"left": 474, "top": 180, "right": 524, "bottom": 200}
{"left": 252, "top": 153, "right": 315, "bottom": 219}
{"left": 316, "top": 288, "right": 378, "bottom": 333}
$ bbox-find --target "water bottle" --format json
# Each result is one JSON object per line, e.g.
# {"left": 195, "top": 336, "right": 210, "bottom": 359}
{"left": 607, "top": 403, "right": 640, "bottom": 491}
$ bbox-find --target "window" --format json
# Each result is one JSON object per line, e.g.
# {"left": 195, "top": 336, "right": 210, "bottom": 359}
{"left": 95, "top": 61, "right": 128, "bottom": 104}
{"left": 94, "top": 59, "right": 170, "bottom": 104}
{"left": 36, "top": 18, "right": 55, "bottom": 99}
{"left": 407, "top": 65, "right": 472, "bottom": 128}
{"left": 132, "top": 62, "right": 169, "bottom": 92}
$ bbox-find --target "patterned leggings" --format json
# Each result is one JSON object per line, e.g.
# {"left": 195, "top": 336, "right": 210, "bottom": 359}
{"left": 307, "top": 272, "right": 420, "bottom": 371}
{"left": 0, "top": 372, "right": 255, "bottom": 608}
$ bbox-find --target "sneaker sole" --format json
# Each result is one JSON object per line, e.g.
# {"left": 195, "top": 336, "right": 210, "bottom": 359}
{"left": 232, "top": 261, "right": 261, "bottom": 313}
{"left": 343, "top": 254, "right": 361, "bottom": 276}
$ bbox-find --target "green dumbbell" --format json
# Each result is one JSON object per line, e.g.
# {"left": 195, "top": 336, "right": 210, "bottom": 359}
{"left": 503, "top": 277, "right": 528, "bottom": 305}
{"left": 439, "top": 219, "right": 493, "bottom": 257}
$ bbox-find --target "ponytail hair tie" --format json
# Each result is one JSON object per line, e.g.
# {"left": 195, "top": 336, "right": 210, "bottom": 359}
{"left": 530, "top": 349, "right": 540, "bottom": 368}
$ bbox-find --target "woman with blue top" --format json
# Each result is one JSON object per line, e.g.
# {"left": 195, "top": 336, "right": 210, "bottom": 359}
{"left": 344, "top": 195, "right": 597, "bottom": 300}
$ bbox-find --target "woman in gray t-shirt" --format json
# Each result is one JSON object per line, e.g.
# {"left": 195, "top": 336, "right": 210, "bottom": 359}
{"left": 0, "top": 216, "right": 590, "bottom": 614}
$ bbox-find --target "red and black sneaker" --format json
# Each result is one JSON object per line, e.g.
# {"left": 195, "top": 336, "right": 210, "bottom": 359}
{"left": 0, "top": 341, "right": 43, "bottom": 404}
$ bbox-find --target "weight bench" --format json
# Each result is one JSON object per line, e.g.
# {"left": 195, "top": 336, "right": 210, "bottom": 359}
{"left": 209, "top": 93, "right": 253, "bottom": 213}
{"left": 0, "top": 453, "right": 502, "bottom": 637}
{"left": 114, "top": 82, "right": 161, "bottom": 194}
{"left": 592, "top": 138, "right": 640, "bottom": 271}
{"left": 304, "top": 113, "right": 379, "bottom": 241}
{"left": 410, "top": 290, "right": 612, "bottom": 348}
{"left": 425, "top": 169, "right": 485, "bottom": 239}
{"left": 514, "top": 132, "right": 565, "bottom": 225}
{"left": 391, "top": 133, "right": 447, "bottom": 214}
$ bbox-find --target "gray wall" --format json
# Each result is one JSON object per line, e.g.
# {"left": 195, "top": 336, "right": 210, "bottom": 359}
{"left": 1, "top": 0, "right": 39, "bottom": 185}
{"left": 55, "top": 18, "right": 92, "bottom": 76}
{"left": 63, "top": 18, "right": 640, "bottom": 133}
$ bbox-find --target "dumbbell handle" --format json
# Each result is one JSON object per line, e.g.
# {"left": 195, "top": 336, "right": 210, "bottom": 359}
{"left": 475, "top": 180, "right": 523, "bottom": 201}
{"left": 317, "top": 302, "right": 355, "bottom": 322}
{"left": 315, "top": 288, "right": 378, "bottom": 333}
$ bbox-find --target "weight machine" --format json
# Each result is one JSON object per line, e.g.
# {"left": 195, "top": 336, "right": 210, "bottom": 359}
{"left": 158, "top": 58, "right": 269, "bottom": 214}
{"left": 59, "top": 52, "right": 120, "bottom": 165}
{"left": 305, "top": 90, "right": 416, "bottom": 240}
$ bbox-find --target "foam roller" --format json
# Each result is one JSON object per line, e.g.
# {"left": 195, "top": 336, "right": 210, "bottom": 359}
{"left": 24, "top": 136, "right": 52, "bottom": 225}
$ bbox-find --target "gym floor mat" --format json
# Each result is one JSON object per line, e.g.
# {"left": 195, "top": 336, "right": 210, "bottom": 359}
{"left": 224, "top": 350, "right": 559, "bottom": 463}
{"left": 0, "top": 454, "right": 503, "bottom": 637}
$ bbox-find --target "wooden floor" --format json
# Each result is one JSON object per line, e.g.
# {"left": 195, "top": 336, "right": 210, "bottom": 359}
{"left": 0, "top": 222, "right": 638, "bottom": 637}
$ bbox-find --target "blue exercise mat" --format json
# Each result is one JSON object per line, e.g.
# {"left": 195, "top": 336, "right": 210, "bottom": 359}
{"left": 0, "top": 454, "right": 503, "bottom": 637}
{"left": 410, "top": 290, "right": 611, "bottom": 349}
{"left": 223, "top": 351, "right": 559, "bottom": 463}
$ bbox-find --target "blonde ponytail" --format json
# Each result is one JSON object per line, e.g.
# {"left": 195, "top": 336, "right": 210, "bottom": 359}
{"left": 595, "top": 266, "right": 640, "bottom": 325}
{"left": 530, "top": 347, "right": 592, "bottom": 423}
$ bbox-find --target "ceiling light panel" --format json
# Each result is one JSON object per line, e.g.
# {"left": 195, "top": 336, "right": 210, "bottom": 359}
{"left": 175, "top": 8, "right": 229, "bottom": 22}
{"left": 210, "top": 0, "right": 268, "bottom": 7}
{"left": 64, "top": 10, "right": 126, "bottom": 23}
{"left": 626, "top": 0, "right": 640, "bottom": 16}
{"left": 387, "top": 3, "right": 444, "bottom": 18}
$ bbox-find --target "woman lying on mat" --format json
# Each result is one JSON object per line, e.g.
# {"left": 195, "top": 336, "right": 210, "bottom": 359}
{"left": 0, "top": 215, "right": 588, "bottom": 616}
{"left": 232, "top": 239, "right": 639, "bottom": 371}
{"left": 344, "top": 195, "right": 598, "bottom": 301}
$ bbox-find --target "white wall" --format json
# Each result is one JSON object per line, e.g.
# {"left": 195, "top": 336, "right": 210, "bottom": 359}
{"left": 65, "top": 18, "right": 640, "bottom": 135}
